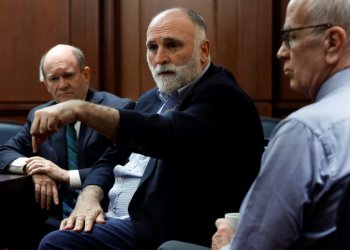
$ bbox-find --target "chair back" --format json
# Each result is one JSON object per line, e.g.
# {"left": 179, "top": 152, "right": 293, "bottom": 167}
{"left": 261, "top": 117, "right": 281, "bottom": 147}
{"left": 0, "top": 122, "right": 23, "bottom": 145}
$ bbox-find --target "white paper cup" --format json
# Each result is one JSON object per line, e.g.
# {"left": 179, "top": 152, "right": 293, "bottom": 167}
{"left": 225, "top": 212, "right": 239, "bottom": 230}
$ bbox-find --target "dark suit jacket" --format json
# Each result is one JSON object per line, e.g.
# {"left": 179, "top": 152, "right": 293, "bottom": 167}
{"left": 0, "top": 88, "right": 135, "bottom": 214}
{"left": 84, "top": 64, "right": 265, "bottom": 249}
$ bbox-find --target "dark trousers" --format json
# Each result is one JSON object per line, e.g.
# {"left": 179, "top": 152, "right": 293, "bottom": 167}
{"left": 38, "top": 217, "right": 135, "bottom": 250}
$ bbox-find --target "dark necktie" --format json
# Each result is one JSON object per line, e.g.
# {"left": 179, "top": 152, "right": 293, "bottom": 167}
{"left": 161, "top": 91, "right": 179, "bottom": 114}
{"left": 62, "top": 123, "right": 79, "bottom": 218}
{"left": 66, "top": 123, "right": 78, "bottom": 170}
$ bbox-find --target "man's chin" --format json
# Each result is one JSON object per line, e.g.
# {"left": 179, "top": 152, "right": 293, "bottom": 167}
{"left": 290, "top": 81, "right": 307, "bottom": 96}
{"left": 156, "top": 80, "right": 176, "bottom": 94}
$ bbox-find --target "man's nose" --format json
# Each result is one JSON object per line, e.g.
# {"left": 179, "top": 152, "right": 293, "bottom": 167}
{"left": 155, "top": 47, "right": 170, "bottom": 65}
{"left": 57, "top": 77, "right": 69, "bottom": 88}
{"left": 276, "top": 42, "right": 289, "bottom": 60}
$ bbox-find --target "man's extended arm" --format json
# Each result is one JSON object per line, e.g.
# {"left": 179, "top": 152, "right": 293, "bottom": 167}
{"left": 30, "top": 100, "right": 120, "bottom": 153}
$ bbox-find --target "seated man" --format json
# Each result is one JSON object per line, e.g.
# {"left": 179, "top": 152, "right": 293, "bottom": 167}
{"left": 32, "top": 7, "right": 265, "bottom": 250}
{"left": 0, "top": 44, "right": 135, "bottom": 249}
{"left": 159, "top": 0, "right": 350, "bottom": 249}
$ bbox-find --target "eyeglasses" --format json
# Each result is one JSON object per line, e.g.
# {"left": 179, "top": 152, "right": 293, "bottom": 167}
{"left": 281, "top": 23, "right": 333, "bottom": 48}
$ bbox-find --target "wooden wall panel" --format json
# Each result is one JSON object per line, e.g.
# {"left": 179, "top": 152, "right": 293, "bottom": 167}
{"left": 70, "top": 0, "right": 100, "bottom": 90}
{"left": 0, "top": 0, "right": 70, "bottom": 103}
{"left": 120, "top": 0, "right": 141, "bottom": 100}
{"left": 216, "top": 0, "right": 273, "bottom": 116}
{"left": 100, "top": 0, "right": 120, "bottom": 94}
{"left": 0, "top": 0, "right": 304, "bottom": 122}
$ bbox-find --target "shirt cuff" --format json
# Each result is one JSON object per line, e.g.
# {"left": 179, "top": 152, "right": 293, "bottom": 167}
{"left": 8, "top": 157, "right": 28, "bottom": 174}
{"left": 69, "top": 170, "right": 82, "bottom": 189}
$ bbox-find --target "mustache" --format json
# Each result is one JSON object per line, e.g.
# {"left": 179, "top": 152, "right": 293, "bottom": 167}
{"left": 153, "top": 65, "right": 177, "bottom": 75}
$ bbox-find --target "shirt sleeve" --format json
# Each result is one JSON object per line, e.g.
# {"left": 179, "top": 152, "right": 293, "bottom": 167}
{"left": 8, "top": 157, "right": 28, "bottom": 174}
{"left": 69, "top": 170, "right": 82, "bottom": 189}
{"left": 230, "top": 118, "right": 327, "bottom": 249}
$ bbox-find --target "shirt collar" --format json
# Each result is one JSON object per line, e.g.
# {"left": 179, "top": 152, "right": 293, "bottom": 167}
{"left": 316, "top": 67, "right": 350, "bottom": 102}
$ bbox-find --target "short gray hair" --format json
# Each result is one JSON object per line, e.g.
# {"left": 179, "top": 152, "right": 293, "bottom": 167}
{"left": 307, "top": 0, "right": 350, "bottom": 34}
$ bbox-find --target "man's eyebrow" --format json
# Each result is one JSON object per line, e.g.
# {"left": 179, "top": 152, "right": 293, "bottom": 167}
{"left": 146, "top": 36, "right": 180, "bottom": 44}
{"left": 163, "top": 37, "right": 182, "bottom": 43}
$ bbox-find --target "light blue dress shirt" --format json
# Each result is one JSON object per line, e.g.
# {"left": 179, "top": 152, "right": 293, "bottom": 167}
{"left": 105, "top": 152, "right": 149, "bottom": 219}
{"left": 227, "top": 68, "right": 350, "bottom": 250}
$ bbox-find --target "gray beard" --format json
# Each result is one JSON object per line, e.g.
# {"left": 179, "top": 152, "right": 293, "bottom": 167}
{"left": 148, "top": 50, "right": 201, "bottom": 95}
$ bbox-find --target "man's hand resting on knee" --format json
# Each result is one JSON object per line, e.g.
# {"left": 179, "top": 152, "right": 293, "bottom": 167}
{"left": 60, "top": 185, "right": 105, "bottom": 233}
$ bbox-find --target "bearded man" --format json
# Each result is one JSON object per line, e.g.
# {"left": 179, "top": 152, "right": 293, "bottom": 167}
{"left": 34, "top": 7, "right": 265, "bottom": 250}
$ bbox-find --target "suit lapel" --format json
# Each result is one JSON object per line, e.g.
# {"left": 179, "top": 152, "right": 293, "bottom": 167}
{"left": 77, "top": 124, "right": 91, "bottom": 153}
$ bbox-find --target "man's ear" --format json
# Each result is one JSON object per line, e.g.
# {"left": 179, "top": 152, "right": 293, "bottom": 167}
{"left": 83, "top": 66, "right": 91, "bottom": 81}
{"left": 325, "top": 26, "right": 347, "bottom": 64}
{"left": 200, "top": 39, "right": 210, "bottom": 66}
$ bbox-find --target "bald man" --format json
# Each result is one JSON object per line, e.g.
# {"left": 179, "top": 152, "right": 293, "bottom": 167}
{"left": 0, "top": 44, "right": 135, "bottom": 248}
